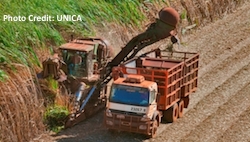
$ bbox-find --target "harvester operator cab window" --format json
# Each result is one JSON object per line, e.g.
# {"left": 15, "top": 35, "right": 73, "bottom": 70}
{"left": 71, "top": 52, "right": 82, "bottom": 66}
{"left": 62, "top": 50, "right": 74, "bottom": 65}
{"left": 62, "top": 50, "right": 69, "bottom": 64}
{"left": 62, "top": 50, "right": 88, "bottom": 76}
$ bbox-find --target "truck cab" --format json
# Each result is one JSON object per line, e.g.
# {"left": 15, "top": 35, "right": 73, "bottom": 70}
{"left": 104, "top": 50, "right": 199, "bottom": 138}
{"left": 105, "top": 74, "right": 161, "bottom": 138}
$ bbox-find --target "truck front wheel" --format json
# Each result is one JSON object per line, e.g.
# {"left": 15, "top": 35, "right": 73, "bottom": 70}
{"left": 150, "top": 119, "right": 158, "bottom": 138}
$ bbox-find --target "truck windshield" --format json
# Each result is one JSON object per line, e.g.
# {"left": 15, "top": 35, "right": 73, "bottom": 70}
{"left": 109, "top": 84, "right": 149, "bottom": 106}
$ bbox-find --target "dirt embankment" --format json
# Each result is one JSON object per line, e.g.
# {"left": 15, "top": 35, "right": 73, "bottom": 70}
{"left": 95, "top": 0, "right": 244, "bottom": 53}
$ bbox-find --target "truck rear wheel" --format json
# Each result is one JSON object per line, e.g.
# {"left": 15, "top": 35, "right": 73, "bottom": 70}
{"left": 183, "top": 96, "right": 190, "bottom": 108}
{"left": 163, "top": 103, "right": 178, "bottom": 122}
{"left": 178, "top": 100, "right": 184, "bottom": 118}
{"left": 150, "top": 119, "right": 158, "bottom": 138}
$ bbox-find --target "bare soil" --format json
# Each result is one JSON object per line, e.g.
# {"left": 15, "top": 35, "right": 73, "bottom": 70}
{"left": 38, "top": 1, "right": 250, "bottom": 142}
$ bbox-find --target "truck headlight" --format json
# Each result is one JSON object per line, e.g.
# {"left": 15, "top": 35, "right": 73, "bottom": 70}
{"left": 141, "top": 115, "right": 150, "bottom": 121}
{"left": 106, "top": 109, "right": 112, "bottom": 117}
{"left": 106, "top": 120, "right": 114, "bottom": 126}
{"left": 116, "top": 114, "right": 125, "bottom": 119}
{"left": 139, "top": 125, "right": 147, "bottom": 130}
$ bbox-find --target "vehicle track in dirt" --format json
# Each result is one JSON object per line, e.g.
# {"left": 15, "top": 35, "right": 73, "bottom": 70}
{"left": 182, "top": 77, "right": 250, "bottom": 142}
{"left": 52, "top": 1, "right": 250, "bottom": 142}
{"left": 187, "top": 37, "right": 250, "bottom": 110}
{"left": 217, "top": 103, "right": 250, "bottom": 142}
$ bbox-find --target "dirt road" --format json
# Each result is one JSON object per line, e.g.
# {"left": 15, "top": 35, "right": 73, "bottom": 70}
{"left": 51, "top": 2, "right": 250, "bottom": 142}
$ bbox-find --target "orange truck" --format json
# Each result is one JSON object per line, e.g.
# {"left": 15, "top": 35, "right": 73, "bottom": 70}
{"left": 104, "top": 50, "right": 199, "bottom": 138}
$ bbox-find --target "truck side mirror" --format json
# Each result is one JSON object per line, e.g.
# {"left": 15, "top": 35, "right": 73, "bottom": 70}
{"left": 156, "top": 93, "right": 161, "bottom": 103}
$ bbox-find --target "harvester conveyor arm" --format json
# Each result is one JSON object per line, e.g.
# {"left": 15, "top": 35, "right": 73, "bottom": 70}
{"left": 79, "top": 18, "right": 179, "bottom": 112}
{"left": 79, "top": 85, "right": 96, "bottom": 112}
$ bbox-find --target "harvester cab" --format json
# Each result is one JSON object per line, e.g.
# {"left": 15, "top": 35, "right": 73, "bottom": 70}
{"left": 42, "top": 37, "right": 113, "bottom": 82}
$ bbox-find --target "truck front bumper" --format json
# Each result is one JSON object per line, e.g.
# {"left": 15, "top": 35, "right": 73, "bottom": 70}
{"left": 104, "top": 112, "right": 153, "bottom": 135}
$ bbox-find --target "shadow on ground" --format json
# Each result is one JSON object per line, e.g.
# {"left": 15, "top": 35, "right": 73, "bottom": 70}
{"left": 54, "top": 111, "right": 148, "bottom": 142}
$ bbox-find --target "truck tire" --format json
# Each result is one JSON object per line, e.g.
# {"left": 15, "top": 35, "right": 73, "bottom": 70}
{"left": 150, "top": 119, "right": 158, "bottom": 138}
{"left": 163, "top": 103, "right": 178, "bottom": 122}
{"left": 183, "top": 96, "right": 190, "bottom": 108}
{"left": 178, "top": 100, "right": 184, "bottom": 118}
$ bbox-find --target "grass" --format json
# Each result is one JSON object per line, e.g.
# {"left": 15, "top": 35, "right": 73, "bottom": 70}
{"left": 180, "top": 10, "right": 187, "bottom": 20}
{"left": 0, "top": 69, "right": 8, "bottom": 81}
{"left": 0, "top": 64, "right": 45, "bottom": 142}
{"left": 44, "top": 105, "right": 69, "bottom": 133}
{"left": 48, "top": 77, "right": 58, "bottom": 92}
{"left": 0, "top": 0, "right": 154, "bottom": 70}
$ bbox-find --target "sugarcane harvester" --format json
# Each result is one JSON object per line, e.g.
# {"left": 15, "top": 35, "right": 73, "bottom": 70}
{"left": 62, "top": 7, "right": 181, "bottom": 127}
